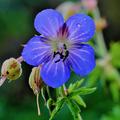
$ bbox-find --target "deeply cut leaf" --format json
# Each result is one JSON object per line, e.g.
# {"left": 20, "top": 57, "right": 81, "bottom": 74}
{"left": 69, "top": 87, "right": 96, "bottom": 98}
{"left": 71, "top": 95, "right": 86, "bottom": 108}
{"left": 68, "top": 79, "right": 84, "bottom": 93}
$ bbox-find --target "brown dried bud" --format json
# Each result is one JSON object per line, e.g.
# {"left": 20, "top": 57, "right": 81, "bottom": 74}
{"left": 29, "top": 67, "right": 43, "bottom": 95}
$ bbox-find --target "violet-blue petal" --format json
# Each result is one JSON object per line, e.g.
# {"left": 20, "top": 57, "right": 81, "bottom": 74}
{"left": 34, "top": 9, "right": 64, "bottom": 38}
{"left": 66, "top": 14, "right": 95, "bottom": 43}
{"left": 68, "top": 44, "right": 95, "bottom": 76}
{"left": 22, "top": 36, "right": 52, "bottom": 66}
{"left": 41, "top": 60, "right": 70, "bottom": 88}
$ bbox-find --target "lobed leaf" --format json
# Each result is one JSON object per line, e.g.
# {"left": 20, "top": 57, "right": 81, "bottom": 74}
{"left": 71, "top": 95, "right": 86, "bottom": 108}
{"left": 69, "top": 87, "right": 96, "bottom": 98}
{"left": 68, "top": 79, "right": 84, "bottom": 93}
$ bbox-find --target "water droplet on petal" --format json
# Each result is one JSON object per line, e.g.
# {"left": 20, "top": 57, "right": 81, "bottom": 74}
{"left": 77, "top": 23, "right": 81, "bottom": 27}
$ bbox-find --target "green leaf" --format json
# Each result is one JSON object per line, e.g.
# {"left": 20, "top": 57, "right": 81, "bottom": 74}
{"left": 68, "top": 79, "right": 84, "bottom": 93}
{"left": 69, "top": 87, "right": 96, "bottom": 98}
{"left": 49, "top": 97, "right": 66, "bottom": 120}
{"left": 71, "top": 95, "right": 86, "bottom": 108}
{"left": 66, "top": 99, "right": 82, "bottom": 120}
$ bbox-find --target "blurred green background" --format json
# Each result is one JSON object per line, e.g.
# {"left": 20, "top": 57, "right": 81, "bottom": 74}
{"left": 0, "top": 0, "right": 120, "bottom": 120}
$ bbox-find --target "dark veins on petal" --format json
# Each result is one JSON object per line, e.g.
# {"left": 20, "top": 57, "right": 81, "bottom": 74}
{"left": 57, "top": 23, "right": 69, "bottom": 38}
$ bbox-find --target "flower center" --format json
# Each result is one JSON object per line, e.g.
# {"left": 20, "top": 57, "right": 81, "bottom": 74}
{"left": 53, "top": 42, "right": 69, "bottom": 63}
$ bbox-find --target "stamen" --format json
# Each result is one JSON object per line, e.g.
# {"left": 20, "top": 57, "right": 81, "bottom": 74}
{"left": 63, "top": 50, "right": 69, "bottom": 62}
{"left": 63, "top": 44, "right": 67, "bottom": 50}
{"left": 60, "top": 53, "right": 64, "bottom": 59}
{"left": 53, "top": 51, "right": 61, "bottom": 58}
{"left": 55, "top": 59, "right": 61, "bottom": 63}
{"left": 53, "top": 44, "right": 69, "bottom": 63}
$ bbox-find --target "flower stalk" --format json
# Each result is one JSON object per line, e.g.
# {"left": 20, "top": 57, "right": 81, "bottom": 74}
{"left": 0, "top": 57, "right": 22, "bottom": 86}
{"left": 16, "top": 56, "right": 24, "bottom": 63}
{"left": 46, "top": 86, "right": 52, "bottom": 98}
{"left": 29, "top": 67, "right": 43, "bottom": 116}
{"left": 0, "top": 76, "right": 6, "bottom": 86}
{"left": 36, "top": 93, "right": 41, "bottom": 116}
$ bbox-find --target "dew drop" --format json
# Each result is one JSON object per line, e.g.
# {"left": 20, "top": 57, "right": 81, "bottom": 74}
{"left": 77, "top": 23, "right": 81, "bottom": 27}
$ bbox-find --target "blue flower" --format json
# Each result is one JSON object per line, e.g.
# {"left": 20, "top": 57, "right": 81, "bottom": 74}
{"left": 22, "top": 9, "right": 96, "bottom": 88}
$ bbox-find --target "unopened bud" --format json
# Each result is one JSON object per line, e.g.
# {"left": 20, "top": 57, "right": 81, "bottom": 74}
{"left": 0, "top": 58, "right": 22, "bottom": 86}
{"left": 29, "top": 67, "right": 43, "bottom": 116}
{"left": 1, "top": 58, "right": 22, "bottom": 80}
{"left": 29, "top": 67, "right": 43, "bottom": 95}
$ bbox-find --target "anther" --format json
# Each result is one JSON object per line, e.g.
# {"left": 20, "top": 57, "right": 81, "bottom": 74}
{"left": 53, "top": 51, "right": 61, "bottom": 58}
{"left": 55, "top": 59, "right": 61, "bottom": 63}
{"left": 63, "top": 50, "right": 69, "bottom": 62}
{"left": 60, "top": 53, "right": 64, "bottom": 59}
{"left": 53, "top": 44, "right": 69, "bottom": 63}
{"left": 63, "top": 44, "right": 67, "bottom": 50}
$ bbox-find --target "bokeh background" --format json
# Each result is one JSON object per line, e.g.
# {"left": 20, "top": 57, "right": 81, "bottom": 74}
{"left": 0, "top": 0, "right": 120, "bottom": 120}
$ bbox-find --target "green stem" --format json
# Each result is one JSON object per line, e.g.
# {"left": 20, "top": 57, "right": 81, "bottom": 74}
{"left": 46, "top": 86, "right": 51, "bottom": 98}
{"left": 36, "top": 93, "right": 41, "bottom": 116}
{"left": 46, "top": 86, "right": 52, "bottom": 115}
{"left": 56, "top": 87, "right": 60, "bottom": 98}
{"left": 41, "top": 88, "right": 47, "bottom": 105}
{"left": 93, "top": 7, "right": 108, "bottom": 57}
